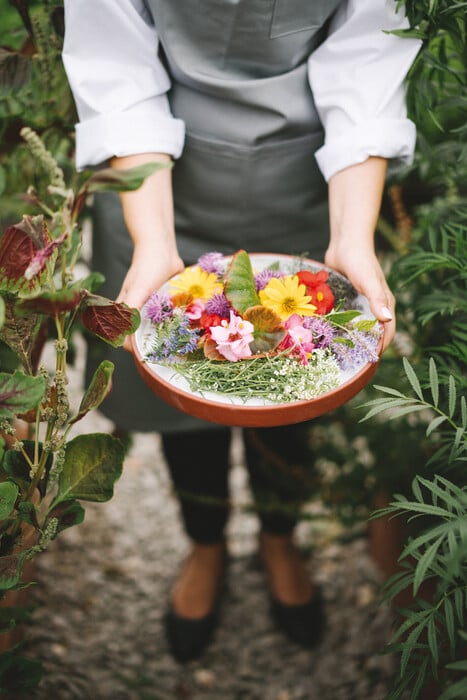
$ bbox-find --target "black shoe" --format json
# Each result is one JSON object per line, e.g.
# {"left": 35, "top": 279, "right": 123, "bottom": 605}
{"left": 164, "top": 605, "right": 219, "bottom": 662}
{"left": 270, "top": 588, "right": 325, "bottom": 648}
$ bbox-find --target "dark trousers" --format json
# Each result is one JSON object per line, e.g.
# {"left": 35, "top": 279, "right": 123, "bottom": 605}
{"left": 161, "top": 425, "right": 317, "bottom": 544}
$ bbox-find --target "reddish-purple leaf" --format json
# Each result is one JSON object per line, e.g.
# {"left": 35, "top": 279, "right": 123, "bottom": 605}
{"left": 0, "top": 225, "right": 40, "bottom": 293}
{"left": 18, "top": 287, "right": 81, "bottom": 316}
{"left": 80, "top": 293, "right": 140, "bottom": 347}
{"left": 0, "top": 371, "right": 46, "bottom": 420}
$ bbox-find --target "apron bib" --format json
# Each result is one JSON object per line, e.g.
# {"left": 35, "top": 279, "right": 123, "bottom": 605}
{"left": 92, "top": 0, "right": 342, "bottom": 432}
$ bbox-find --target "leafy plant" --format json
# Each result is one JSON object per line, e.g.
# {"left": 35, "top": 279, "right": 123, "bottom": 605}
{"left": 355, "top": 3, "right": 467, "bottom": 694}
{"left": 0, "top": 128, "right": 165, "bottom": 693}
{"left": 0, "top": 0, "right": 77, "bottom": 225}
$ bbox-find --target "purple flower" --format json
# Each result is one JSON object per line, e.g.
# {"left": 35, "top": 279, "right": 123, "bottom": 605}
{"left": 145, "top": 313, "right": 200, "bottom": 363}
{"left": 254, "top": 269, "right": 284, "bottom": 292}
{"left": 145, "top": 292, "right": 174, "bottom": 323}
{"left": 197, "top": 252, "right": 225, "bottom": 276}
{"left": 205, "top": 293, "right": 231, "bottom": 318}
{"left": 331, "top": 330, "right": 380, "bottom": 370}
{"left": 302, "top": 316, "right": 335, "bottom": 349}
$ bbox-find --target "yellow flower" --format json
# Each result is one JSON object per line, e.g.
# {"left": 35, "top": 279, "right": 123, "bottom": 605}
{"left": 169, "top": 265, "right": 222, "bottom": 301}
{"left": 259, "top": 275, "right": 317, "bottom": 320}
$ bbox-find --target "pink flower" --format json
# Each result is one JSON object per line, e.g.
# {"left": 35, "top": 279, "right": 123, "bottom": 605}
{"left": 278, "top": 314, "right": 315, "bottom": 364}
{"left": 209, "top": 311, "right": 254, "bottom": 362}
{"left": 185, "top": 299, "right": 205, "bottom": 320}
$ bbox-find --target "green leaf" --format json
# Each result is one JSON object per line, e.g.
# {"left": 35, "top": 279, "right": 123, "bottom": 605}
{"left": 413, "top": 535, "right": 444, "bottom": 594}
{"left": 444, "top": 596, "right": 455, "bottom": 647}
{"left": 0, "top": 552, "right": 27, "bottom": 591}
{"left": 0, "top": 296, "right": 4, "bottom": 330}
{"left": 70, "top": 360, "right": 114, "bottom": 424}
{"left": 454, "top": 588, "right": 464, "bottom": 625}
{"left": 0, "top": 371, "right": 46, "bottom": 420}
{"left": 0, "top": 482, "right": 18, "bottom": 519}
{"left": 17, "top": 287, "right": 82, "bottom": 316}
{"left": 0, "top": 650, "right": 43, "bottom": 693}
{"left": 46, "top": 500, "right": 85, "bottom": 535}
{"left": 53, "top": 433, "right": 124, "bottom": 506}
{"left": 412, "top": 477, "right": 424, "bottom": 503}
{"left": 427, "top": 616, "right": 439, "bottom": 665}
{"left": 403, "top": 357, "right": 424, "bottom": 400}
{"left": 429, "top": 358, "right": 439, "bottom": 407}
{"left": 0, "top": 49, "right": 32, "bottom": 93}
{"left": 372, "top": 385, "right": 407, "bottom": 398}
{"left": 426, "top": 415, "right": 446, "bottom": 437}
{"left": 327, "top": 310, "right": 362, "bottom": 325}
{"left": 85, "top": 161, "right": 171, "bottom": 194}
{"left": 224, "top": 250, "right": 260, "bottom": 314}
{"left": 448, "top": 374, "right": 457, "bottom": 417}
{"left": 17, "top": 500, "right": 39, "bottom": 529}
{"left": 353, "top": 319, "right": 377, "bottom": 332}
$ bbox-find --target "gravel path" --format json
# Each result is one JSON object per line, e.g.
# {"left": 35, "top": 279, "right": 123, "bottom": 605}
{"left": 20, "top": 339, "right": 398, "bottom": 700}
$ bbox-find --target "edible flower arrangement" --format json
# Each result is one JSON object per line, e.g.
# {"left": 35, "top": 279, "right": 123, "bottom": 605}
{"left": 141, "top": 250, "right": 381, "bottom": 404}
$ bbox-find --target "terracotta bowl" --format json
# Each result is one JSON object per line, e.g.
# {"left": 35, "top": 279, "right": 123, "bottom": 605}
{"left": 131, "top": 254, "right": 383, "bottom": 427}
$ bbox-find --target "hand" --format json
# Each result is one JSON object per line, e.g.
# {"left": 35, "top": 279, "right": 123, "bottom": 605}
{"left": 116, "top": 241, "right": 184, "bottom": 351}
{"left": 111, "top": 152, "right": 183, "bottom": 351}
{"left": 325, "top": 244, "right": 395, "bottom": 352}
{"left": 327, "top": 157, "right": 394, "bottom": 352}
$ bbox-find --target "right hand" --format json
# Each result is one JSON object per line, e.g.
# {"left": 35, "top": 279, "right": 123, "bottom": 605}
{"left": 111, "top": 153, "right": 183, "bottom": 351}
{"left": 116, "top": 241, "right": 184, "bottom": 352}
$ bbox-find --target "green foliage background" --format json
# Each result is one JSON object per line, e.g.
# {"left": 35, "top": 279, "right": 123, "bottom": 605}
{"left": 0, "top": 0, "right": 465, "bottom": 698}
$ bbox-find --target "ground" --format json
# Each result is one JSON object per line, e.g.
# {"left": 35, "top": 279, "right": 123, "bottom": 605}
{"left": 15, "top": 335, "right": 399, "bottom": 700}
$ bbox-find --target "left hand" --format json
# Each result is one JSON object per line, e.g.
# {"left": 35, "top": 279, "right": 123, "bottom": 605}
{"left": 325, "top": 244, "right": 395, "bottom": 351}
{"left": 327, "top": 157, "right": 395, "bottom": 352}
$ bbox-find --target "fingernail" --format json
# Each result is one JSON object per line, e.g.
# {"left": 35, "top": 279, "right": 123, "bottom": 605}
{"left": 381, "top": 306, "right": 393, "bottom": 321}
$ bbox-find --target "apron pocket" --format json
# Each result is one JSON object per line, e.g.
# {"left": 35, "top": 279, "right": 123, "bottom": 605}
{"left": 270, "top": 0, "right": 338, "bottom": 39}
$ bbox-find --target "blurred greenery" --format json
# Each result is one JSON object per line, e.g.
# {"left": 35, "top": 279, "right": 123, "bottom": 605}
{"left": 0, "top": 0, "right": 77, "bottom": 226}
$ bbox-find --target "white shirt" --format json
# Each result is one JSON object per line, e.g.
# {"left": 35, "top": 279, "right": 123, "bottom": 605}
{"left": 62, "top": 0, "right": 421, "bottom": 181}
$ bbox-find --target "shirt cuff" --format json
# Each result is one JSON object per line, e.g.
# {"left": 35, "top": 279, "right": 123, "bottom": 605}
{"left": 74, "top": 103, "right": 186, "bottom": 170}
{"left": 315, "top": 118, "right": 417, "bottom": 182}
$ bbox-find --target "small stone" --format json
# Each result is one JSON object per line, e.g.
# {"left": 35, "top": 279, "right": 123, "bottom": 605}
{"left": 277, "top": 691, "right": 291, "bottom": 700}
{"left": 50, "top": 643, "right": 67, "bottom": 657}
{"left": 194, "top": 668, "right": 216, "bottom": 688}
{"left": 355, "top": 584, "right": 376, "bottom": 607}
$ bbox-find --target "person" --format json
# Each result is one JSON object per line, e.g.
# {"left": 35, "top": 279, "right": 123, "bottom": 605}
{"left": 62, "top": 0, "right": 420, "bottom": 662}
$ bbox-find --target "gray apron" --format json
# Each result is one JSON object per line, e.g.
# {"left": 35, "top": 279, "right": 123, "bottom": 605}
{"left": 91, "top": 0, "right": 342, "bottom": 432}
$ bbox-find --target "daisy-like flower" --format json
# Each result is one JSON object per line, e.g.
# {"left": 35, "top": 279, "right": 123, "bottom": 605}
{"left": 259, "top": 275, "right": 317, "bottom": 321}
{"left": 169, "top": 265, "right": 222, "bottom": 301}
{"left": 197, "top": 251, "right": 225, "bottom": 276}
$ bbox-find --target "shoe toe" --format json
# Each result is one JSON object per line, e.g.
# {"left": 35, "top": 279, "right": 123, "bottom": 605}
{"left": 164, "top": 607, "right": 218, "bottom": 662}
{"left": 271, "top": 590, "right": 325, "bottom": 648}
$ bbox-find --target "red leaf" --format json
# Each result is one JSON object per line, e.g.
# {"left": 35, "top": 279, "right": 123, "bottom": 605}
{"left": 80, "top": 294, "right": 140, "bottom": 347}
{"left": 0, "top": 225, "right": 39, "bottom": 293}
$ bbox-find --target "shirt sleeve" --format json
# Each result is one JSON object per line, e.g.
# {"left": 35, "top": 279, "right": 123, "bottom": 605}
{"left": 62, "top": 0, "right": 185, "bottom": 170}
{"left": 308, "top": 0, "right": 421, "bottom": 182}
